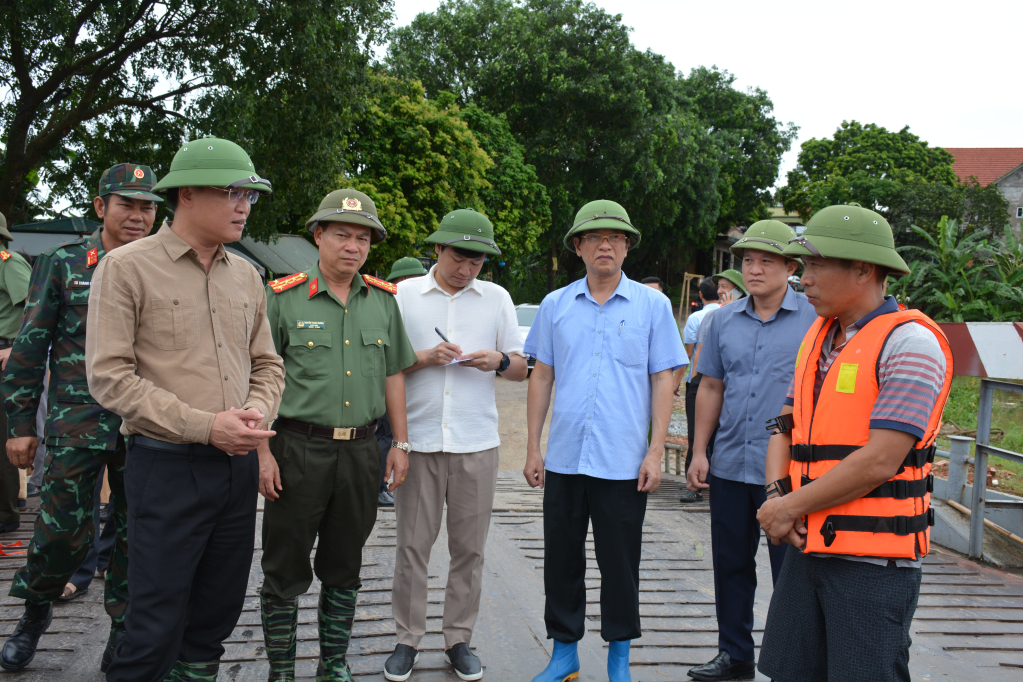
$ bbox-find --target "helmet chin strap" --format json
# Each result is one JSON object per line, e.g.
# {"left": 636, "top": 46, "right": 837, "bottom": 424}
{"left": 442, "top": 235, "right": 501, "bottom": 255}
{"left": 788, "top": 236, "right": 823, "bottom": 258}
{"left": 227, "top": 175, "right": 272, "bottom": 191}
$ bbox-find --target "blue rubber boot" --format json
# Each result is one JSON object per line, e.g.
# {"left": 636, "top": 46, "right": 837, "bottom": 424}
{"left": 531, "top": 640, "right": 580, "bottom": 682}
{"left": 607, "top": 640, "right": 632, "bottom": 682}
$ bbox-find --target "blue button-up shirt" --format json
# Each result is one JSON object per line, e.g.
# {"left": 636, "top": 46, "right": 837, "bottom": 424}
{"left": 697, "top": 286, "right": 818, "bottom": 484}
{"left": 523, "top": 273, "right": 688, "bottom": 480}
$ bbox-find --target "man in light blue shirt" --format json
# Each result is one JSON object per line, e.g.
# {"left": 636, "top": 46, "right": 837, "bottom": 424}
{"left": 523, "top": 200, "right": 687, "bottom": 682}
{"left": 685, "top": 221, "right": 818, "bottom": 682}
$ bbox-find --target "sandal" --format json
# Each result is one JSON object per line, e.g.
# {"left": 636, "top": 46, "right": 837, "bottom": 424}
{"left": 57, "top": 583, "right": 87, "bottom": 602}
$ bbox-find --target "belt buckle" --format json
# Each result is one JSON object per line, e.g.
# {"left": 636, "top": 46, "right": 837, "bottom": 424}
{"left": 332, "top": 427, "right": 355, "bottom": 441}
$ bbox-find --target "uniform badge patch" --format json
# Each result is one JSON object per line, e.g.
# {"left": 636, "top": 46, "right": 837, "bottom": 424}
{"left": 363, "top": 274, "right": 397, "bottom": 294}
{"left": 71, "top": 280, "right": 91, "bottom": 289}
{"left": 297, "top": 321, "right": 325, "bottom": 329}
{"left": 0, "top": 251, "right": 10, "bottom": 262}
{"left": 133, "top": 168, "right": 145, "bottom": 179}
{"left": 86, "top": 248, "right": 99, "bottom": 267}
{"left": 268, "top": 272, "right": 307, "bottom": 293}
{"left": 342, "top": 197, "right": 363, "bottom": 212}
{"left": 309, "top": 278, "right": 319, "bottom": 297}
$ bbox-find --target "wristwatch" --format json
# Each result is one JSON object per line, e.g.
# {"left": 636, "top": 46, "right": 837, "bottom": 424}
{"left": 391, "top": 441, "right": 412, "bottom": 455}
{"left": 497, "top": 352, "right": 510, "bottom": 373}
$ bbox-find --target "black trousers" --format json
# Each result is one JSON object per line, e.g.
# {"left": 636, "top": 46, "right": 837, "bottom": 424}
{"left": 0, "top": 406, "right": 20, "bottom": 525}
{"left": 709, "top": 474, "right": 787, "bottom": 663}
{"left": 376, "top": 413, "right": 393, "bottom": 493}
{"left": 758, "top": 550, "right": 921, "bottom": 682}
{"left": 543, "top": 472, "right": 646, "bottom": 643}
{"left": 107, "top": 439, "right": 257, "bottom": 682}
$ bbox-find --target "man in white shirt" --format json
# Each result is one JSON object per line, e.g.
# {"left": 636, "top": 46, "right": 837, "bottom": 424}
{"left": 385, "top": 209, "right": 527, "bottom": 682}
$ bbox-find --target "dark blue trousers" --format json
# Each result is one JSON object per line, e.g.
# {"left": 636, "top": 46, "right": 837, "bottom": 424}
{"left": 709, "top": 474, "right": 787, "bottom": 663}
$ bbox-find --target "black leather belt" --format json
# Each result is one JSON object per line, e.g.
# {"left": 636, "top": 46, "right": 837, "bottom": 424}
{"left": 276, "top": 417, "right": 377, "bottom": 441}
{"left": 128, "top": 435, "right": 226, "bottom": 457}
{"left": 0, "top": 338, "right": 15, "bottom": 348}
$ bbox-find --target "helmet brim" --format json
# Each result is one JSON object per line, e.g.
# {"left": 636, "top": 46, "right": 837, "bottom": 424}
{"left": 108, "top": 189, "right": 164, "bottom": 202}
{"left": 152, "top": 169, "right": 272, "bottom": 195}
{"left": 387, "top": 265, "right": 427, "bottom": 281}
{"left": 425, "top": 231, "right": 501, "bottom": 256}
{"left": 782, "top": 235, "right": 910, "bottom": 275}
{"left": 563, "top": 222, "right": 641, "bottom": 250}
{"left": 305, "top": 211, "right": 387, "bottom": 244}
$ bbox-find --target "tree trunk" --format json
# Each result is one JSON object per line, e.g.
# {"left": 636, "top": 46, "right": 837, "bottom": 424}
{"left": 546, "top": 231, "right": 557, "bottom": 292}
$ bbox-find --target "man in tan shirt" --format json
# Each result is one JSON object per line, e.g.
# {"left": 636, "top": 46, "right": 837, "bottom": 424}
{"left": 85, "top": 137, "right": 285, "bottom": 682}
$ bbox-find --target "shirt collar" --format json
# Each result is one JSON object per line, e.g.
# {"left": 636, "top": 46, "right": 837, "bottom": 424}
{"left": 574, "top": 271, "right": 632, "bottom": 304}
{"left": 86, "top": 229, "right": 106, "bottom": 260}
{"left": 740, "top": 285, "right": 799, "bottom": 319}
{"left": 307, "top": 262, "right": 367, "bottom": 300}
{"left": 421, "top": 264, "right": 483, "bottom": 297}
{"left": 157, "top": 222, "right": 227, "bottom": 263}
{"left": 702, "top": 302, "right": 721, "bottom": 312}
{"left": 848, "top": 295, "right": 899, "bottom": 332}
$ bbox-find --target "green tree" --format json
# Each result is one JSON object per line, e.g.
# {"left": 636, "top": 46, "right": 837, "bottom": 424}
{"left": 679, "top": 66, "right": 797, "bottom": 231}
{"left": 779, "top": 121, "right": 956, "bottom": 222}
{"left": 388, "top": 0, "right": 736, "bottom": 290}
{"left": 0, "top": 0, "right": 391, "bottom": 225}
{"left": 892, "top": 217, "right": 1023, "bottom": 322}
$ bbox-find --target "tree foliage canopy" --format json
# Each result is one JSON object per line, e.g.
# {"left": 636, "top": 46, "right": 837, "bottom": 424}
{"left": 388, "top": 0, "right": 794, "bottom": 286}
{"left": 0, "top": 0, "right": 391, "bottom": 223}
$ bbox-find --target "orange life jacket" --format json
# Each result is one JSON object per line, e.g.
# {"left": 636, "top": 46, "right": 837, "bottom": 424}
{"left": 789, "top": 309, "right": 953, "bottom": 559}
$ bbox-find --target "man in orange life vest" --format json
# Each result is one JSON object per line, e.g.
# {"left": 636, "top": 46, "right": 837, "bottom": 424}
{"left": 755, "top": 204, "right": 953, "bottom": 682}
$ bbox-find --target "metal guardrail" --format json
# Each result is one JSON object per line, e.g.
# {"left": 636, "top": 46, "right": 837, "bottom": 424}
{"left": 941, "top": 379, "right": 1023, "bottom": 559}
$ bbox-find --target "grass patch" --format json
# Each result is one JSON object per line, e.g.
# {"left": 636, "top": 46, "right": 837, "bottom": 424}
{"left": 935, "top": 376, "right": 1023, "bottom": 497}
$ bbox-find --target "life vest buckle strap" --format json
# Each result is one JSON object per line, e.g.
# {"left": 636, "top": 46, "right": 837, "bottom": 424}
{"left": 790, "top": 444, "right": 858, "bottom": 462}
{"left": 863, "top": 475, "right": 933, "bottom": 500}
{"left": 818, "top": 511, "right": 932, "bottom": 547}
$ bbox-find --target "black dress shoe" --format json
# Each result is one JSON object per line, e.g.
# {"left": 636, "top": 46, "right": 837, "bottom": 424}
{"left": 100, "top": 625, "right": 125, "bottom": 673}
{"left": 447, "top": 642, "right": 482, "bottom": 681}
{"left": 688, "top": 651, "right": 755, "bottom": 681}
{"left": 680, "top": 490, "right": 703, "bottom": 503}
{"left": 0, "top": 603, "right": 53, "bottom": 671}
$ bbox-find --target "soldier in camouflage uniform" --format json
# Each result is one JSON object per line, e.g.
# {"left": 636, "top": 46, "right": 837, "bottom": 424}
{"left": 0, "top": 211, "right": 32, "bottom": 535}
{"left": 0, "top": 164, "right": 161, "bottom": 673}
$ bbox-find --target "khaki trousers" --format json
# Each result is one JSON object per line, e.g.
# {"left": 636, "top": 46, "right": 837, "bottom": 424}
{"left": 392, "top": 447, "right": 499, "bottom": 648}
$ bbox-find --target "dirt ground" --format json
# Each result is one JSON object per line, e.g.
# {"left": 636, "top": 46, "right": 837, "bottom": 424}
{"left": 495, "top": 376, "right": 552, "bottom": 471}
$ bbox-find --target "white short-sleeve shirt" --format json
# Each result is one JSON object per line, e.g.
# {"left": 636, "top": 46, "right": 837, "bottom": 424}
{"left": 396, "top": 266, "right": 524, "bottom": 453}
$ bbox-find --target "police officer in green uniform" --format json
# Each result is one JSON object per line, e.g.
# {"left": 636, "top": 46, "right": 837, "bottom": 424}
{"left": 258, "top": 189, "right": 418, "bottom": 681}
{"left": 0, "top": 165, "right": 161, "bottom": 672}
{"left": 0, "top": 211, "right": 31, "bottom": 536}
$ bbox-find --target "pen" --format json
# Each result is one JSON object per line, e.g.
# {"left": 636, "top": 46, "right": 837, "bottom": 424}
{"left": 619, "top": 320, "right": 624, "bottom": 336}
{"left": 435, "top": 327, "right": 451, "bottom": 343}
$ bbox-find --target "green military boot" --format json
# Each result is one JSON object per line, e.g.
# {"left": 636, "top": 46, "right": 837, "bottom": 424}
{"left": 261, "top": 593, "right": 299, "bottom": 681}
{"left": 314, "top": 587, "right": 357, "bottom": 681}
{"left": 164, "top": 659, "right": 220, "bottom": 681}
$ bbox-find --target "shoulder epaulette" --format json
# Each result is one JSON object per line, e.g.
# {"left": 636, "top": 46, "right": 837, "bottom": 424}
{"left": 0, "top": 251, "right": 10, "bottom": 262}
{"left": 269, "top": 272, "right": 308, "bottom": 293}
{"left": 363, "top": 274, "right": 397, "bottom": 294}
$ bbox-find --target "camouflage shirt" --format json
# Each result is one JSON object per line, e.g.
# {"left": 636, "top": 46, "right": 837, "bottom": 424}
{"left": 3, "top": 230, "right": 121, "bottom": 449}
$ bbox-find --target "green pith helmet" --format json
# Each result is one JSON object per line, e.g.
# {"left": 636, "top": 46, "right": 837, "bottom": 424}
{"left": 98, "top": 163, "right": 163, "bottom": 202}
{"left": 387, "top": 257, "right": 428, "bottom": 281}
{"left": 731, "top": 220, "right": 797, "bottom": 258}
{"left": 712, "top": 269, "right": 747, "bottom": 295}
{"left": 425, "top": 208, "right": 500, "bottom": 255}
{"left": 0, "top": 211, "right": 10, "bottom": 241}
{"left": 305, "top": 189, "right": 387, "bottom": 244}
{"left": 152, "top": 136, "right": 271, "bottom": 195}
{"left": 782, "top": 203, "right": 910, "bottom": 275}
{"left": 563, "top": 199, "right": 640, "bottom": 250}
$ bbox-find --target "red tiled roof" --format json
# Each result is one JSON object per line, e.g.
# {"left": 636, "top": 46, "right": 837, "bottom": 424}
{"left": 944, "top": 148, "right": 1023, "bottom": 187}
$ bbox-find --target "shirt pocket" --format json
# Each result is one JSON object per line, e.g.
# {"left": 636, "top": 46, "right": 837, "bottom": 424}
{"left": 54, "top": 381, "right": 98, "bottom": 404}
{"left": 230, "top": 298, "right": 254, "bottom": 349}
{"left": 361, "top": 328, "right": 389, "bottom": 377}
{"left": 614, "top": 327, "right": 647, "bottom": 368}
{"left": 63, "top": 285, "right": 91, "bottom": 336}
{"left": 288, "top": 329, "right": 332, "bottom": 379}
{"left": 151, "top": 298, "right": 199, "bottom": 351}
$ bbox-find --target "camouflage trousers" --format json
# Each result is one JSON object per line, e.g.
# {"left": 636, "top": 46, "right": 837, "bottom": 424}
{"left": 9, "top": 442, "right": 128, "bottom": 624}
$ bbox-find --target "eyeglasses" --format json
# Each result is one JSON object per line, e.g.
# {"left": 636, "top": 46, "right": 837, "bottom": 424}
{"left": 209, "top": 187, "right": 261, "bottom": 205}
{"left": 581, "top": 233, "right": 629, "bottom": 247}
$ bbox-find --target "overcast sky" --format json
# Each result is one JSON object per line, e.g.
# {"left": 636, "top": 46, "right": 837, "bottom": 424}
{"left": 389, "top": 0, "right": 1023, "bottom": 188}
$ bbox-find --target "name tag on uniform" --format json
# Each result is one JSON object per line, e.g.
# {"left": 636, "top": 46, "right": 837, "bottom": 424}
{"left": 71, "top": 280, "right": 91, "bottom": 289}
{"left": 296, "top": 320, "right": 325, "bottom": 329}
